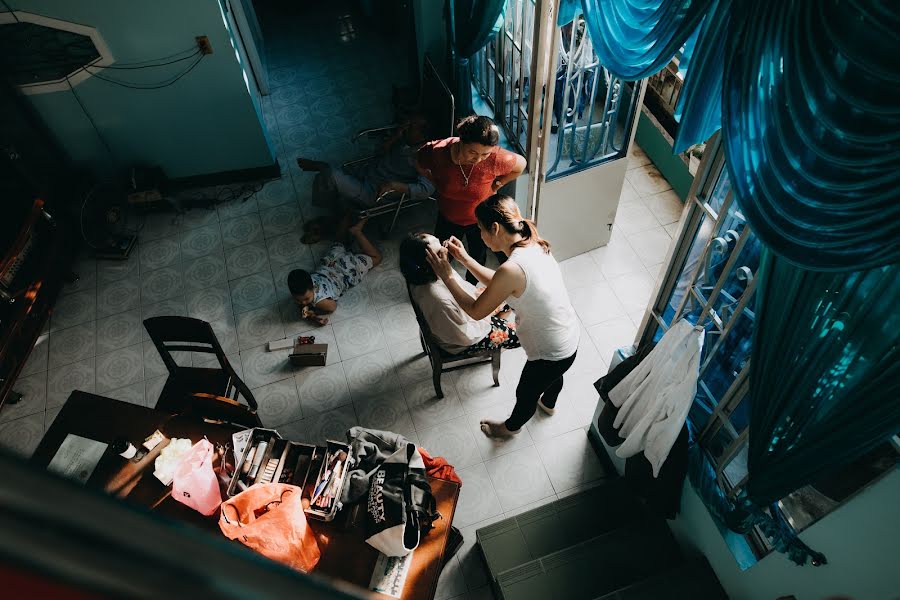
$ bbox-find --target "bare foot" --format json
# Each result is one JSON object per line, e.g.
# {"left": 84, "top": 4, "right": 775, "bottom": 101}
{"left": 479, "top": 419, "right": 519, "bottom": 438}
{"left": 296, "top": 158, "right": 327, "bottom": 172}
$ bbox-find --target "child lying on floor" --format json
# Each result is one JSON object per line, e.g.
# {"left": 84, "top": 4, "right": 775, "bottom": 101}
{"left": 288, "top": 219, "right": 382, "bottom": 326}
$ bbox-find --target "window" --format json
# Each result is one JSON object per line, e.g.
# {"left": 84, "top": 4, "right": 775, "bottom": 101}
{"left": 471, "top": 0, "right": 536, "bottom": 154}
{"left": 641, "top": 135, "right": 898, "bottom": 566}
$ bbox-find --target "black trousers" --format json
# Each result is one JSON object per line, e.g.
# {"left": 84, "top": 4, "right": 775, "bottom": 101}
{"left": 506, "top": 351, "right": 578, "bottom": 431}
{"left": 434, "top": 213, "right": 506, "bottom": 285}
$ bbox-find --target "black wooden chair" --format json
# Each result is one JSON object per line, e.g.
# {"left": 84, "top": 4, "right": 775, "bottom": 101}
{"left": 143, "top": 316, "right": 261, "bottom": 428}
{"left": 407, "top": 285, "right": 500, "bottom": 399}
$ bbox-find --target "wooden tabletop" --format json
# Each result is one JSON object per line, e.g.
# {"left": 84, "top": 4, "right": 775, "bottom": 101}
{"left": 31, "top": 390, "right": 459, "bottom": 600}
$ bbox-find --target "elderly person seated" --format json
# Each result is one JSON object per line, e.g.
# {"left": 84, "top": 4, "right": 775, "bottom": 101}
{"left": 297, "top": 114, "right": 436, "bottom": 242}
{"left": 400, "top": 233, "right": 519, "bottom": 355}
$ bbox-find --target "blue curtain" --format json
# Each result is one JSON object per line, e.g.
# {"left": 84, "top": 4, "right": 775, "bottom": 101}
{"left": 722, "top": 0, "right": 900, "bottom": 272}
{"left": 746, "top": 250, "right": 900, "bottom": 505}
{"left": 687, "top": 424, "right": 827, "bottom": 566}
{"left": 449, "top": 0, "right": 507, "bottom": 119}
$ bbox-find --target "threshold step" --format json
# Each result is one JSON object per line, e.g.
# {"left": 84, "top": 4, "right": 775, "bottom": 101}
{"left": 493, "top": 520, "right": 682, "bottom": 600}
{"left": 477, "top": 479, "right": 643, "bottom": 579}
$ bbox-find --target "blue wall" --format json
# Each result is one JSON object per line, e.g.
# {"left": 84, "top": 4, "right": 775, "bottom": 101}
{"left": 670, "top": 470, "right": 900, "bottom": 600}
{"left": 13, "top": 0, "right": 274, "bottom": 179}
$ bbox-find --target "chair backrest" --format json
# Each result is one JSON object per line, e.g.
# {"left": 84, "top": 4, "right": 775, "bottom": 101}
{"left": 143, "top": 316, "right": 257, "bottom": 410}
{"left": 406, "top": 284, "right": 442, "bottom": 354}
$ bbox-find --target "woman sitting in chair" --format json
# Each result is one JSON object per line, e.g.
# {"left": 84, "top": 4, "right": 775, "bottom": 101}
{"left": 400, "top": 233, "right": 519, "bottom": 355}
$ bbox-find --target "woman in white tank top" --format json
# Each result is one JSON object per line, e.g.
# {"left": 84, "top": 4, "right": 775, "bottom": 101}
{"left": 426, "top": 194, "right": 580, "bottom": 438}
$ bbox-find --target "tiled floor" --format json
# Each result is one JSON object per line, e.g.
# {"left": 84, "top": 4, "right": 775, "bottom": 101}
{"left": 0, "top": 3, "right": 683, "bottom": 599}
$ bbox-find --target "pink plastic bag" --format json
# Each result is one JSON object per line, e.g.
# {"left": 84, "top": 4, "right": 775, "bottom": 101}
{"left": 171, "top": 439, "right": 222, "bottom": 515}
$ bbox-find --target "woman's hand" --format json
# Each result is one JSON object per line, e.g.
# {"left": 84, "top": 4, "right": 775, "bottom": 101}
{"left": 443, "top": 236, "right": 470, "bottom": 263}
{"left": 491, "top": 179, "right": 504, "bottom": 193}
{"left": 425, "top": 246, "right": 454, "bottom": 282}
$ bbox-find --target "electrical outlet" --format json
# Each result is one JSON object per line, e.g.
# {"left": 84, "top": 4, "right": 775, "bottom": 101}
{"left": 196, "top": 36, "right": 213, "bottom": 55}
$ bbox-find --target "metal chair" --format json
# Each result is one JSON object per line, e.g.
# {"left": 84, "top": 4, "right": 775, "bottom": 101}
{"left": 407, "top": 285, "right": 500, "bottom": 399}
{"left": 143, "top": 316, "right": 261, "bottom": 428}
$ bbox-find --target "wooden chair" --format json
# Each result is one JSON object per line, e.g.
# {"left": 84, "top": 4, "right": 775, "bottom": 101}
{"left": 407, "top": 285, "right": 500, "bottom": 399}
{"left": 143, "top": 316, "right": 261, "bottom": 428}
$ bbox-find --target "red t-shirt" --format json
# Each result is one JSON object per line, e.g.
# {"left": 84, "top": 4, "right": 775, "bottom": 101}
{"left": 417, "top": 137, "right": 520, "bottom": 226}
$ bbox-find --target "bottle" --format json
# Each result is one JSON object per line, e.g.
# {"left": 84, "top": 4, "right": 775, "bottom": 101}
{"left": 113, "top": 438, "right": 147, "bottom": 463}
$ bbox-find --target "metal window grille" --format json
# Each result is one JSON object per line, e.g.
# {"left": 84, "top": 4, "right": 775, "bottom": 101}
{"left": 471, "top": 0, "right": 536, "bottom": 155}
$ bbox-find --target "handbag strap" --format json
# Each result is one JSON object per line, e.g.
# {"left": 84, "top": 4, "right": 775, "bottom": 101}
{"left": 221, "top": 487, "right": 295, "bottom": 526}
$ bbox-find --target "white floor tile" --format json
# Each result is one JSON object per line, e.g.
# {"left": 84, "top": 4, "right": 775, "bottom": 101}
{"left": 484, "top": 445, "right": 556, "bottom": 512}
{"left": 417, "top": 416, "right": 483, "bottom": 471}
{"left": 536, "top": 428, "right": 606, "bottom": 493}
{"left": 454, "top": 463, "right": 503, "bottom": 528}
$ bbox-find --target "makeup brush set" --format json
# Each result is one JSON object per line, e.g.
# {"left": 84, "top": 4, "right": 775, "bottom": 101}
{"left": 227, "top": 429, "right": 353, "bottom": 522}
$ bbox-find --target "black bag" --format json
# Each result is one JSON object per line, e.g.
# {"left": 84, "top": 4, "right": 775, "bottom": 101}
{"left": 364, "top": 443, "right": 439, "bottom": 556}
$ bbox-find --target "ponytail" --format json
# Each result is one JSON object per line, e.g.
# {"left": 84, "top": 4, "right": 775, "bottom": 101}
{"left": 475, "top": 194, "right": 551, "bottom": 253}
{"left": 516, "top": 218, "right": 551, "bottom": 253}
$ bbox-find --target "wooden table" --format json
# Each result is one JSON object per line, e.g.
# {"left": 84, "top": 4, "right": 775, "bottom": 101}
{"left": 31, "top": 391, "right": 459, "bottom": 600}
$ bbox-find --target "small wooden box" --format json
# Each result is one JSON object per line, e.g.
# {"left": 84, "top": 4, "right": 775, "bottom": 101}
{"left": 289, "top": 342, "right": 328, "bottom": 366}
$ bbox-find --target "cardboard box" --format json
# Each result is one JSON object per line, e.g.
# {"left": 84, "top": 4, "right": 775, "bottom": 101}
{"left": 289, "top": 343, "right": 328, "bottom": 366}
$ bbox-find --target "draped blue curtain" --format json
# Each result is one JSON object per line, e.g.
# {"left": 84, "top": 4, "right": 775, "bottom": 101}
{"left": 449, "top": 0, "right": 507, "bottom": 119}
{"left": 570, "top": 0, "right": 900, "bottom": 562}
{"left": 722, "top": 0, "right": 900, "bottom": 272}
{"left": 746, "top": 250, "right": 900, "bottom": 505}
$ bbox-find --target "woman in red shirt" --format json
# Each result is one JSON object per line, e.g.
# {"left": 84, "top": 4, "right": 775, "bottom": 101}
{"left": 417, "top": 115, "right": 526, "bottom": 283}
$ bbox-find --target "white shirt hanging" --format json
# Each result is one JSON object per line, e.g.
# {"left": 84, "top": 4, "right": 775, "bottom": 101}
{"left": 609, "top": 318, "right": 705, "bottom": 477}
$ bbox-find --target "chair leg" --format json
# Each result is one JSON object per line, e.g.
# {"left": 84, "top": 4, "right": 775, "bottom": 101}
{"left": 491, "top": 350, "right": 501, "bottom": 387}
{"left": 389, "top": 194, "right": 405, "bottom": 233}
{"left": 432, "top": 357, "right": 444, "bottom": 399}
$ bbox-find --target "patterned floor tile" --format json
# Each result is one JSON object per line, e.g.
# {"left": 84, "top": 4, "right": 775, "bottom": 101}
{"left": 388, "top": 337, "right": 432, "bottom": 387}
{"left": 328, "top": 284, "right": 371, "bottom": 324}
{"left": 105, "top": 381, "right": 148, "bottom": 407}
{"left": 484, "top": 445, "right": 556, "bottom": 512}
{"left": 186, "top": 283, "right": 233, "bottom": 321}
{"left": 366, "top": 268, "right": 409, "bottom": 309}
{"left": 417, "top": 416, "right": 483, "bottom": 471}
{"left": 21, "top": 333, "right": 49, "bottom": 377}
{"left": 140, "top": 265, "right": 184, "bottom": 305}
{"left": 0, "top": 412, "right": 45, "bottom": 458}
{"left": 239, "top": 343, "right": 298, "bottom": 389}
{"left": 332, "top": 314, "right": 386, "bottom": 360}
{"left": 182, "top": 252, "right": 228, "bottom": 292}
{"left": 342, "top": 350, "right": 400, "bottom": 400}
{"left": 139, "top": 234, "right": 181, "bottom": 272}
{"left": 0, "top": 372, "right": 47, "bottom": 424}
{"left": 298, "top": 404, "right": 358, "bottom": 446}
{"left": 61, "top": 258, "right": 98, "bottom": 297}
{"left": 294, "top": 363, "right": 352, "bottom": 415}
{"left": 235, "top": 303, "right": 285, "bottom": 351}
{"left": 260, "top": 203, "right": 303, "bottom": 238}
{"left": 96, "top": 308, "right": 143, "bottom": 354}
{"left": 50, "top": 289, "right": 96, "bottom": 332}
{"left": 230, "top": 271, "right": 278, "bottom": 314}
{"left": 535, "top": 428, "right": 606, "bottom": 493}
{"left": 402, "top": 378, "right": 466, "bottom": 430}
{"left": 267, "top": 232, "right": 314, "bottom": 268}
{"left": 376, "top": 302, "right": 419, "bottom": 347}
{"left": 453, "top": 463, "right": 503, "bottom": 528}
{"left": 180, "top": 223, "right": 223, "bottom": 260}
{"left": 225, "top": 241, "right": 271, "bottom": 281}
{"left": 221, "top": 213, "right": 265, "bottom": 248}
{"left": 97, "top": 277, "right": 141, "bottom": 318}
{"left": 47, "top": 357, "right": 95, "bottom": 408}
{"left": 352, "top": 391, "right": 416, "bottom": 441}
{"left": 96, "top": 343, "right": 144, "bottom": 394}
{"left": 49, "top": 322, "right": 96, "bottom": 368}
{"left": 251, "top": 377, "right": 303, "bottom": 428}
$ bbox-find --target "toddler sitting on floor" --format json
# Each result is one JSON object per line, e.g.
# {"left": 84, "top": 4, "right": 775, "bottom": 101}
{"left": 288, "top": 220, "right": 382, "bottom": 326}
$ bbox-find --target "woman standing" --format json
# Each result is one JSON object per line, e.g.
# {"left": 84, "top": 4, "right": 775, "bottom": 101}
{"left": 425, "top": 195, "right": 580, "bottom": 438}
{"left": 417, "top": 115, "right": 526, "bottom": 284}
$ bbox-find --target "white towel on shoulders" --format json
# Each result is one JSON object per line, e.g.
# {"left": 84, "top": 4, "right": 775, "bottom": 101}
{"left": 609, "top": 318, "right": 704, "bottom": 477}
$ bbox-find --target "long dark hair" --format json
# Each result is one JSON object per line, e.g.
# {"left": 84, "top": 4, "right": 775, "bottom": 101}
{"left": 399, "top": 234, "right": 438, "bottom": 285}
{"left": 474, "top": 194, "right": 550, "bottom": 253}
{"left": 456, "top": 115, "right": 500, "bottom": 146}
